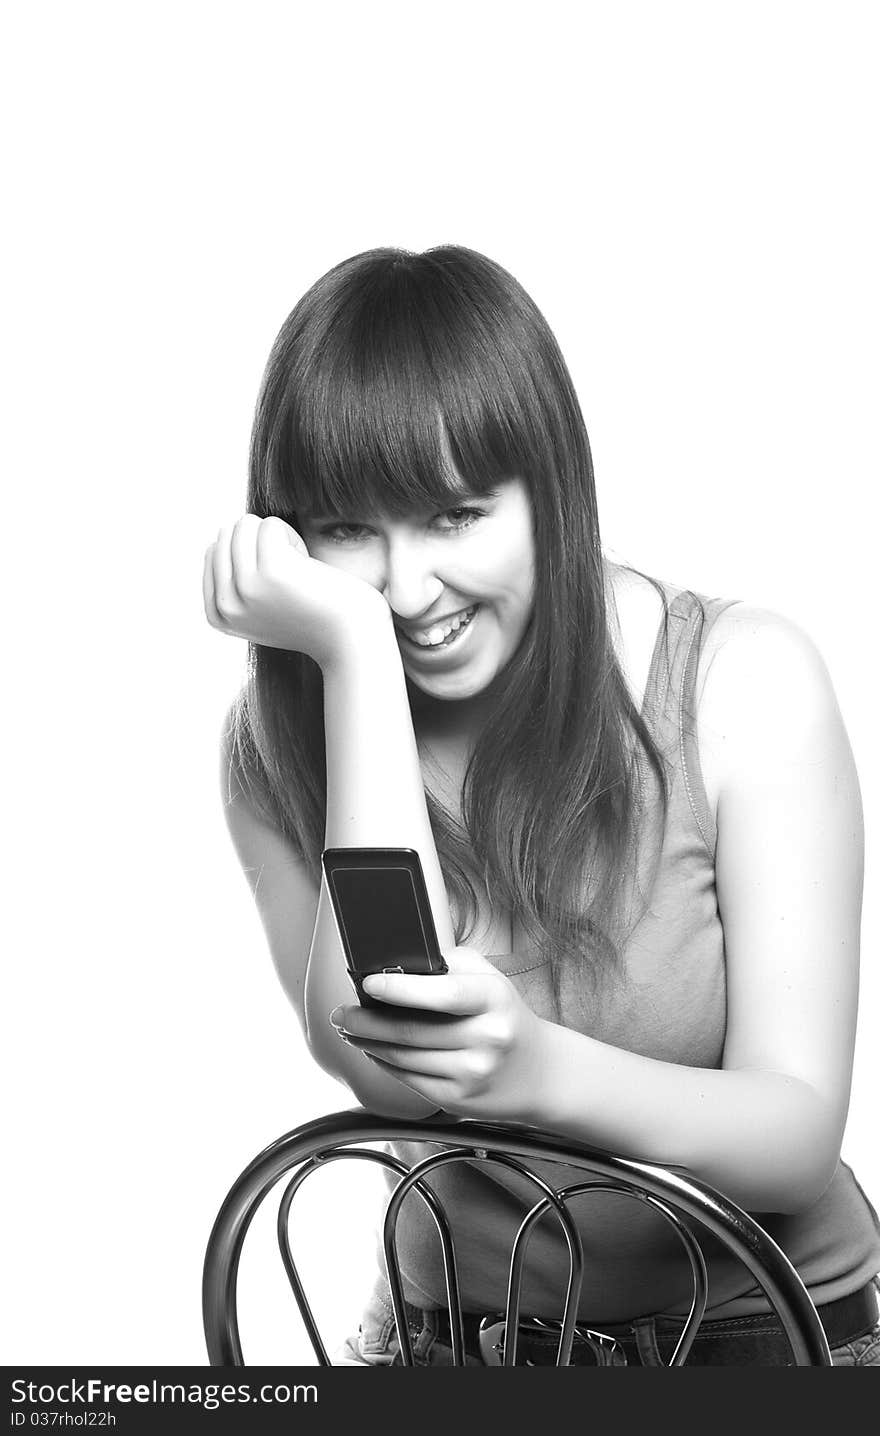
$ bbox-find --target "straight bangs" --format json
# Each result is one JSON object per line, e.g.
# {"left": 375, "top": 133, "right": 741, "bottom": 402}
{"left": 252, "top": 251, "right": 541, "bottom": 526}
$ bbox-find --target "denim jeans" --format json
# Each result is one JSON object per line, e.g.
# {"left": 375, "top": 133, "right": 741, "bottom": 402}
{"left": 333, "top": 1273, "right": 880, "bottom": 1367}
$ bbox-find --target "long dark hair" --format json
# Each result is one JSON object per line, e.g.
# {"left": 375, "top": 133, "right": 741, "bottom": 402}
{"left": 225, "top": 245, "right": 672, "bottom": 1004}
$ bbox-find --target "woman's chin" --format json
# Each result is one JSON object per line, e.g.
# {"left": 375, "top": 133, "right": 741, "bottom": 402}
{"left": 406, "top": 657, "right": 512, "bottom": 716}
{"left": 407, "top": 659, "right": 486, "bottom": 696}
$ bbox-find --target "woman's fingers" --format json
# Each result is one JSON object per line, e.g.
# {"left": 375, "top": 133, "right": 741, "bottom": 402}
{"left": 359, "top": 971, "right": 489, "bottom": 1016}
{"left": 202, "top": 543, "right": 223, "bottom": 626}
{"left": 257, "top": 514, "right": 310, "bottom": 564}
{"left": 205, "top": 515, "right": 294, "bottom": 627}
{"left": 345, "top": 1041, "right": 459, "bottom": 1077}
{"left": 212, "top": 526, "right": 236, "bottom": 619}
{"left": 229, "top": 514, "right": 262, "bottom": 599}
{"left": 336, "top": 1006, "right": 465, "bottom": 1049}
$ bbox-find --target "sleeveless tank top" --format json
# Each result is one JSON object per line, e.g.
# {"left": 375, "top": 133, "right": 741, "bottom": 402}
{"left": 380, "top": 585, "right": 880, "bottom": 1322}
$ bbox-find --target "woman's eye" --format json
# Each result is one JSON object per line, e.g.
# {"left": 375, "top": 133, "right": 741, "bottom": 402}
{"left": 316, "top": 507, "right": 486, "bottom": 543}
{"left": 318, "top": 523, "right": 367, "bottom": 544}
{"left": 437, "top": 505, "right": 486, "bottom": 532}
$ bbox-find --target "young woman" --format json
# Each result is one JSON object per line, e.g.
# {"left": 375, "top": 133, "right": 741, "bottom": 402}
{"left": 204, "top": 245, "right": 880, "bottom": 1366}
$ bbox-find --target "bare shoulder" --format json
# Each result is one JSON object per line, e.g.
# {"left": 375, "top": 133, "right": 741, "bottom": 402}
{"left": 698, "top": 601, "right": 838, "bottom": 716}
{"left": 696, "top": 601, "right": 851, "bottom": 801}
{"left": 219, "top": 706, "right": 320, "bottom": 1023}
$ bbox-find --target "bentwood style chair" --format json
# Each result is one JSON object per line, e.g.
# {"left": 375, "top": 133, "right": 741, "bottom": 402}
{"left": 202, "top": 1109, "right": 832, "bottom": 1367}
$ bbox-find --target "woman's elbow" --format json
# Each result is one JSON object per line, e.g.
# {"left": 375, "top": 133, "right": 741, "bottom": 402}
{"left": 763, "top": 1160, "right": 838, "bottom": 1215}
{"left": 305, "top": 1030, "right": 438, "bottom": 1120}
{"left": 752, "top": 1096, "right": 842, "bottom": 1214}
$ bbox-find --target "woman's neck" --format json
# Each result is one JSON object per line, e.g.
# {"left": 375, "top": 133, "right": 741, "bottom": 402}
{"left": 410, "top": 685, "right": 501, "bottom": 758}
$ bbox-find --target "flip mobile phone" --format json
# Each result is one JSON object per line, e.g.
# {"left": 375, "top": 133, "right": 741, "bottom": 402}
{"left": 320, "top": 847, "right": 449, "bottom": 1008}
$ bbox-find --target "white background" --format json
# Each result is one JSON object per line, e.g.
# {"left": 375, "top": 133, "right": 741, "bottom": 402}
{"left": 3, "top": 1, "right": 877, "bottom": 1365}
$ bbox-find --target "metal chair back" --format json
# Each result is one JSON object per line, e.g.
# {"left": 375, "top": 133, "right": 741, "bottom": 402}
{"left": 202, "top": 1109, "right": 832, "bottom": 1366}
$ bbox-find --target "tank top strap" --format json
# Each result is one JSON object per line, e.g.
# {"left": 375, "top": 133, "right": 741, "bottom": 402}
{"left": 641, "top": 586, "right": 742, "bottom": 855}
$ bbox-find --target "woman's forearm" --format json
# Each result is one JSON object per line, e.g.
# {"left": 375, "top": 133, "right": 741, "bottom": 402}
{"left": 525, "top": 1019, "right": 840, "bottom": 1213}
{"left": 304, "top": 610, "right": 453, "bottom": 1117}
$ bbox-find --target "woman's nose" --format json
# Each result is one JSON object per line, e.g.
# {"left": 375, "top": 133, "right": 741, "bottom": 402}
{"left": 379, "top": 538, "right": 444, "bottom": 619}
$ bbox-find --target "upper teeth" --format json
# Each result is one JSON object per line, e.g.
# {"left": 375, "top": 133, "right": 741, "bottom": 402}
{"left": 409, "top": 606, "right": 477, "bottom": 647}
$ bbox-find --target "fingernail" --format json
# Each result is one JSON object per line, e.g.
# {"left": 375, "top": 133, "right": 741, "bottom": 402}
{"left": 329, "top": 1006, "right": 343, "bottom": 1025}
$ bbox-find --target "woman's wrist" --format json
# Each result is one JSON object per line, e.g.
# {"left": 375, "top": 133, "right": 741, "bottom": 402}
{"left": 318, "top": 596, "right": 399, "bottom": 674}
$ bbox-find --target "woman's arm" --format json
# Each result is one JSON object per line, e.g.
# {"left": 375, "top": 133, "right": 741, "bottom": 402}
{"left": 339, "top": 607, "right": 864, "bottom": 1212}
{"left": 209, "top": 515, "right": 457, "bottom": 1119}
{"left": 303, "top": 611, "right": 455, "bottom": 1117}
{"left": 531, "top": 607, "right": 864, "bottom": 1211}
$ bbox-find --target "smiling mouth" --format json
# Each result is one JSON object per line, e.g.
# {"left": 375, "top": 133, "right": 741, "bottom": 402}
{"left": 398, "top": 604, "right": 480, "bottom": 653}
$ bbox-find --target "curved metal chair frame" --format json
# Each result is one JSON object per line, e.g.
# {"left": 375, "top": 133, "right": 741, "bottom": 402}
{"left": 203, "top": 1109, "right": 832, "bottom": 1367}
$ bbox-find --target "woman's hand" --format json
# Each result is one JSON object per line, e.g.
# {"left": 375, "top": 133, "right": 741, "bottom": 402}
{"left": 203, "top": 514, "right": 391, "bottom": 668}
{"left": 329, "top": 946, "right": 549, "bottom": 1123}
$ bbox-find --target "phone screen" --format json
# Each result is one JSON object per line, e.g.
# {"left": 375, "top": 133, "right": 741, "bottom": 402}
{"left": 329, "top": 865, "right": 432, "bottom": 974}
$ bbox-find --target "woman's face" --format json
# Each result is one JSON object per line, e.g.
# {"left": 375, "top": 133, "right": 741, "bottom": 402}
{"left": 300, "top": 475, "right": 536, "bottom": 704}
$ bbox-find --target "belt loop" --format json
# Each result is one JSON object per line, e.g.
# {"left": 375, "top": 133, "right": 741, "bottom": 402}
{"left": 632, "top": 1316, "right": 665, "bottom": 1367}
